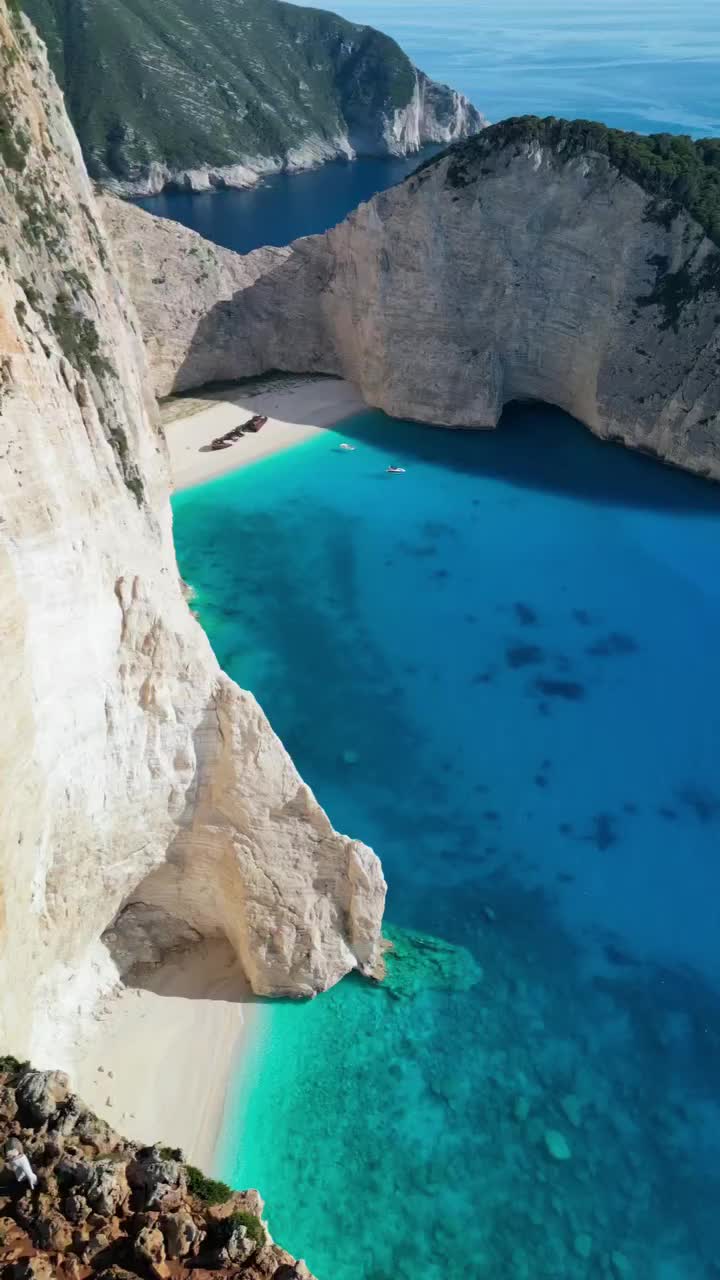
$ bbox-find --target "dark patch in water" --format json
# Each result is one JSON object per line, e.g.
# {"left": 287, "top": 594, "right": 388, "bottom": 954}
{"left": 586, "top": 812, "right": 618, "bottom": 851}
{"left": 557, "top": 871, "right": 576, "bottom": 883}
{"left": 432, "top": 568, "right": 449, "bottom": 580}
{"left": 514, "top": 601, "right": 537, "bottom": 626}
{"left": 658, "top": 807, "right": 677, "bottom": 821}
{"left": 676, "top": 787, "right": 720, "bottom": 823}
{"left": 464, "top": 613, "right": 477, "bottom": 624}
{"left": 605, "top": 942, "right": 640, "bottom": 968}
{"left": 587, "top": 632, "right": 639, "bottom": 657}
{"left": 421, "top": 520, "right": 455, "bottom": 539}
{"left": 536, "top": 701, "right": 551, "bottom": 717}
{"left": 483, "top": 811, "right": 501, "bottom": 822}
{"left": 471, "top": 671, "right": 493, "bottom": 685}
{"left": 559, "top": 822, "right": 573, "bottom": 835}
{"left": 623, "top": 802, "right": 638, "bottom": 815}
{"left": 474, "top": 783, "right": 489, "bottom": 793}
{"left": 506, "top": 644, "right": 544, "bottom": 669}
{"left": 534, "top": 678, "right": 585, "bottom": 701}
{"left": 572, "top": 608, "right": 592, "bottom": 625}
{"left": 534, "top": 774, "right": 549, "bottom": 788}
{"left": 399, "top": 541, "right": 436, "bottom": 558}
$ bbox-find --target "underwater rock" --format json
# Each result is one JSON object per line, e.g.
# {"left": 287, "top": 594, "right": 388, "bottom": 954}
{"left": 611, "top": 1249, "right": 632, "bottom": 1277}
{"left": 560, "top": 1093, "right": 583, "bottom": 1128}
{"left": 514, "top": 1096, "right": 531, "bottom": 1123}
{"left": 543, "top": 1129, "right": 572, "bottom": 1161}
{"left": 574, "top": 1233, "right": 593, "bottom": 1259}
{"left": 381, "top": 925, "right": 482, "bottom": 999}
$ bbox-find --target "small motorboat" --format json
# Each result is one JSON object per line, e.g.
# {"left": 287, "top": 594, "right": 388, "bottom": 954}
{"left": 338, "top": 443, "right": 356, "bottom": 451}
{"left": 386, "top": 465, "right": 406, "bottom": 473}
{"left": 243, "top": 414, "right": 268, "bottom": 434}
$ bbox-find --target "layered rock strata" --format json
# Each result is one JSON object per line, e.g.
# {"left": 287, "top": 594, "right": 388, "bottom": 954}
{"left": 105, "top": 121, "right": 720, "bottom": 478}
{"left": 0, "top": 0, "right": 385, "bottom": 1062}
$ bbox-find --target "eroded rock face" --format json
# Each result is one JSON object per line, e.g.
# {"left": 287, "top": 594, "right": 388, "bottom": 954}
{"left": 0, "top": 0, "right": 385, "bottom": 1059}
{"left": 0, "top": 1065, "right": 316, "bottom": 1280}
{"left": 105, "top": 130, "right": 720, "bottom": 479}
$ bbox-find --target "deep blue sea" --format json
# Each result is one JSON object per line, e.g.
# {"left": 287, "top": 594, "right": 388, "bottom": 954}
{"left": 136, "top": 0, "right": 720, "bottom": 255}
{"left": 173, "top": 404, "right": 720, "bottom": 1280}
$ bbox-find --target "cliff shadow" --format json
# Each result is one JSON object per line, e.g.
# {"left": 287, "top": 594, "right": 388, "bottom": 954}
{"left": 324, "top": 398, "right": 720, "bottom": 515}
{"left": 115, "top": 935, "right": 260, "bottom": 1004}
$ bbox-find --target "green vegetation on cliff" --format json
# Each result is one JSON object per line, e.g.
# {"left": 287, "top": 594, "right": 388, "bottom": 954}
{"left": 20, "top": 0, "right": 429, "bottom": 186}
{"left": 425, "top": 116, "right": 720, "bottom": 246}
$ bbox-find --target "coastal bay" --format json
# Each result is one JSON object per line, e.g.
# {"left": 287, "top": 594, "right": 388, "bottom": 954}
{"left": 172, "top": 403, "right": 720, "bottom": 1279}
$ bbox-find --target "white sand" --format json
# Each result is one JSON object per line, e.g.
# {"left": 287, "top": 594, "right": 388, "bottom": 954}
{"left": 71, "top": 941, "right": 260, "bottom": 1173}
{"left": 162, "top": 374, "right": 366, "bottom": 492}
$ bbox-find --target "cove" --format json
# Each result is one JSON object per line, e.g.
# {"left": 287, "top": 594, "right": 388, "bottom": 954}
{"left": 133, "top": 149, "right": 440, "bottom": 255}
{"left": 172, "top": 402, "right": 720, "bottom": 1280}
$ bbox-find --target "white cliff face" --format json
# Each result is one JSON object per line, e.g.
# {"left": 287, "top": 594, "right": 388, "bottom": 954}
{"left": 104, "top": 135, "right": 358, "bottom": 199}
{"left": 106, "top": 137, "right": 720, "bottom": 479}
{"left": 0, "top": 3, "right": 385, "bottom": 1059}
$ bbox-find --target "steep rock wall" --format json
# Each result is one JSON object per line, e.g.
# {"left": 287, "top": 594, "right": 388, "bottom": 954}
{"left": 106, "top": 132, "right": 720, "bottom": 479}
{"left": 0, "top": 1, "right": 385, "bottom": 1061}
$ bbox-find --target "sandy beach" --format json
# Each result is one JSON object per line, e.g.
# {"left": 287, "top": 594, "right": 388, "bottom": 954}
{"left": 162, "top": 373, "right": 366, "bottom": 491}
{"left": 70, "top": 941, "right": 260, "bottom": 1173}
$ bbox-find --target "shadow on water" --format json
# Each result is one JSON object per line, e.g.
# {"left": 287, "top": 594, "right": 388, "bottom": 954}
{"left": 331, "top": 400, "right": 720, "bottom": 515}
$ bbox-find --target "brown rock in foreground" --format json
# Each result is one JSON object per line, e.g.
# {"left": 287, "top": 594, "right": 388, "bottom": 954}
{"left": 0, "top": 1063, "right": 315, "bottom": 1280}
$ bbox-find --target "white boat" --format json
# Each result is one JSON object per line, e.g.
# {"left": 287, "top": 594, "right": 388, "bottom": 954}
{"left": 338, "top": 443, "right": 356, "bottom": 451}
{"left": 386, "top": 465, "right": 406, "bottom": 473}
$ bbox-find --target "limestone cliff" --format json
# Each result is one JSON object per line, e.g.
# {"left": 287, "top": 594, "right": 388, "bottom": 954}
{"left": 20, "top": 0, "right": 486, "bottom": 195}
{"left": 0, "top": 0, "right": 385, "bottom": 1062}
{"left": 106, "top": 119, "right": 720, "bottom": 479}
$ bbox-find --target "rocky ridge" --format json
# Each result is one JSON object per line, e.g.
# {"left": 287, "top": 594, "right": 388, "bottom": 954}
{"left": 105, "top": 117, "right": 720, "bottom": 479}
{"left": 0, "top": 1061, "right": 315, "bottom": 1280}
{"left": 0, "top": 0, "right": 385, "bottom": 1063}
{"left": 20, "top": 0, "right": 486, "bottom": 195}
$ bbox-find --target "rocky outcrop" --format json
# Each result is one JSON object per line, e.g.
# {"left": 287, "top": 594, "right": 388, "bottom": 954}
{"left": 106, "top": 119, "right": 720, "bottom": 479}
{"left": 20, "top": 0, "right": 485, "bottom": 196}
{"left": 0, "top": 0, "right": 385, "bottom": 1062}
{"left": 0, "top": 1062, "right": 316, "bottom": 1279}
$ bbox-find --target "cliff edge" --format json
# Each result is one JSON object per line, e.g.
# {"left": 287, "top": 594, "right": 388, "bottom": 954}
{"left": 106, "top": 118, "right": 720, "bottom": 479}
{"left": 0, "top": 0, "right": 385, "bottom": 1062}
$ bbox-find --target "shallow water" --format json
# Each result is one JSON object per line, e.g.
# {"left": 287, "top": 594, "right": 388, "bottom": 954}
{"left": 173, "top": 404, "right": 720, "bottom": 1280}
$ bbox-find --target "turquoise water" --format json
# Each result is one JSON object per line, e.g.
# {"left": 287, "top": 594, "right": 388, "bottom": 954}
{"left": 173, "top": 404, "right": 720, "bottom": 1279}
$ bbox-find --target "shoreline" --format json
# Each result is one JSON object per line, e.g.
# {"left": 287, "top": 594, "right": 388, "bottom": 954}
{"left": 162, "top": 374, "right": 367, "bottom": 493}
{"left": 69, "top": 941, "right": 259, "bottom": 1173}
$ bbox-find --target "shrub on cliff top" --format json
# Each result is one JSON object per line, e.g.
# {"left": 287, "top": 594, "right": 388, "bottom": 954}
{"left": 421, "top": 116, "right": 720, "bottom": 247}
{"left": 212, "top": 1210, "right": 266, "bottom": 1249}
{"left": 185, "top": 1164, "right": 232, "bottom": 1204}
